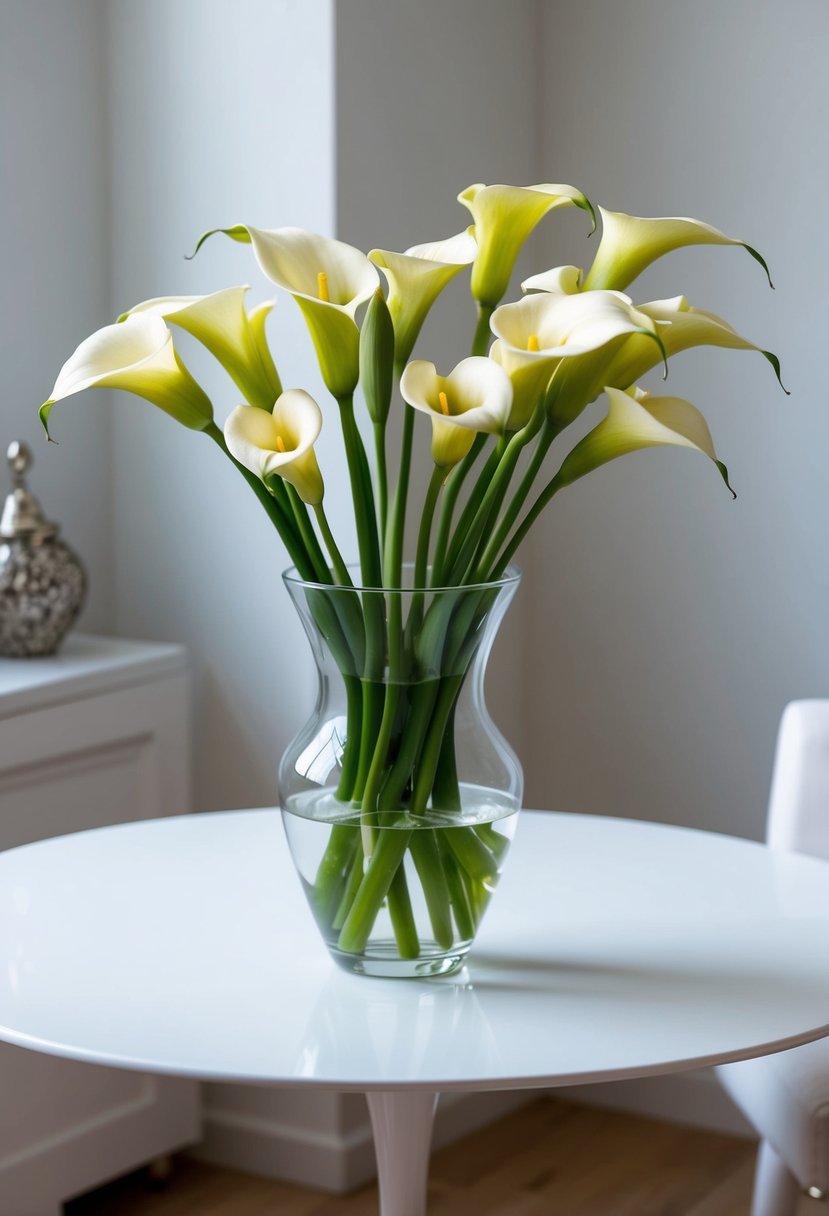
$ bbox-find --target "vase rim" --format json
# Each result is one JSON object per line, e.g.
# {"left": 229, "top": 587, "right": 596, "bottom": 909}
{"left": 282, "top": 561, "right": 522, "bottom": 595}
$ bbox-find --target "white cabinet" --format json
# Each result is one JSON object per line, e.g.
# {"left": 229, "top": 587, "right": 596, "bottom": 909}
{"left": 0, "top": 635, "right": 200, "bottom": 1216}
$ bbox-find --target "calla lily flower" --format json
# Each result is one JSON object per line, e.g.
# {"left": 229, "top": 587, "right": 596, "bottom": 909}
{"left": 521, "top": 265, "right": 583, "bottom": 295}
{"left": 553, "top": 385, "right": 734, "bottom": 496}
{"left": 489, "top": 290, "right": 663, "bottom": 429}
{"left": 224, "top": 389, "right": 324, "bottom": 504}
{"left": 582, "top": 208, "right": 773, "bottom": 292}
{"left": 599, "top": 295, "right": 788, "bottom": 393}
{"left": 458, "top": 182, "right": 595, "bottom": 308}
{"left": 400, "top": 357, "right": 513, "bottom": 468}
{"left": 369, "top": 229, "right": 477, "bottom": 365}
{"left": 122, "top": 286, "right": 282, "bottom": 410}
{"left": 40, "top": 314, "right": 212, "bottom": 437}
{"left": 190, "top": 225, "right": 378, "bottom": 399}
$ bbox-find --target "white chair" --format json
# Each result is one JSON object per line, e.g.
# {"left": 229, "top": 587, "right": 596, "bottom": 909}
{"left": 717, "top": 700, "right": 829, "bottom": 1216}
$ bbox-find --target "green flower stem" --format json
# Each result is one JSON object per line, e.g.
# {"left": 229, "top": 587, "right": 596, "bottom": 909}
{"left": 448, "top": 411, "right": 545, "bottom": 584}
{"left": 472, "top": 417, "right": 556, "bottom": 580}
{"left": 353, "top": 679, "right": 387, "bottom": 802}
{"left": 336, "top": 675, "right": 363, "bottom": 801}
{"left": 313, "top": 824, "right": 359, "bottom": 917}
{"left": 313, "top": 503, "right": 353, "bottom": 587}
{"left": 286, "top": 484, "right": 330, "bottom": 582}
{"left": 471, "top": 304, "right": 494, "bottom": 357}
{"left": 387, "top": 865, "right": 420, "bottom": 958}
{"left": 333, "top": 843, "right": 367, "bottom": 930}
{"left": 438, "top": 837, "right": 476, "bottom": 941}
{"left": 415, "top": 467, "right": 445, "bottom": 590}
{"left": 205, "top": 424, "right": 307, "bottom": 575}
{"left": 431, "top": 434, "right": 488, "bottom": 586}
{"left": 336, "top": 395, "right": 384, "bottom": 674}
{"left": 337, "top": 826, "right": 412, "bottom": 954}
{"left": 490, "top": 473, "right": 565, "bottom": 577}
{"left": 404, "top": 465, "right": 444, "bottom": 647}
{"left": 373, "top": 421, "right": 389, "bottom": 548}
{"left": 383, "top": 387, "right": 415, "bottom": 587}
{"left": 442, "top": 442, "right": 503, "bottom": 579}
{"left": 445, "top": 825, "right": 499, "bottom": 882}
{"left": 409, "top": 831, "right": 453, "bottom": 948}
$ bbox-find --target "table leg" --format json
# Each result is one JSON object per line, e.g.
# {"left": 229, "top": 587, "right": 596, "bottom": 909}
{"left": 366, "top": 1089, "right": 439, "bottom": 1216}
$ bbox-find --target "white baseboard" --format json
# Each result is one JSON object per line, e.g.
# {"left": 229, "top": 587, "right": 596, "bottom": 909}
{"left": 553, "top": 1068, "right": 757, "bottom": 1139}
{"left": 193, "top": 1088, "right": 535, "bottom": 1194}
{"left": 193, "top": 1070, "right": 756, "bottom": 1195}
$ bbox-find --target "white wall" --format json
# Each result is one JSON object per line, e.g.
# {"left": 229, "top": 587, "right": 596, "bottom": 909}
{"left": 107, "top": 0, "right": 337, "bottom": 812}
{"left": 522, "top": 0, "right": 829, "bottom": 839}
{"left": 0, "top": 0, "right": 113, "bottom": 630}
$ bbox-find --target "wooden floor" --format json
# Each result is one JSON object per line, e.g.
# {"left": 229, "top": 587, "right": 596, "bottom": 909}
{"left": 65, "top": 1097, "right": 814, "bottom": 1216}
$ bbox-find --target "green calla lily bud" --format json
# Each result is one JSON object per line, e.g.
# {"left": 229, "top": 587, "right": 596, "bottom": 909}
{"left": 359, "top": 289, "right": 395, "bottom": 425}
{"left": 40, "top": 315, "right": 212, "bottom": 438}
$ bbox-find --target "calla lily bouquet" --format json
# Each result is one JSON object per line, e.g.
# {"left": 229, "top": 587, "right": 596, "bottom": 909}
{"left": 41, "top": 182, "right": 784, "bottom": 974}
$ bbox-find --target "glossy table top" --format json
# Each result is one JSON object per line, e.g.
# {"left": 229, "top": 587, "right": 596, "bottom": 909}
{"left": 1, "top": 809, "right": 829, "bottom": 1092}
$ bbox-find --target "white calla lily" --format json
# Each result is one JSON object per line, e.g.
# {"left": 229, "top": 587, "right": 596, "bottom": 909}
{"left": 582, "top": 207, "right": 773, "bottom": 292}
{"left": 521, "top": 265, "right": 583, "bottom": 295}
{"left": 552, "top": 385, "right": 734, "bottom": 496}
{"left": 458, "top": 182, "right": 594, "bottom": 308}
{"left": 489, "top": 290, "right": 664, "bottom": 429}
{"left": 191, "top": 225, "right": 379, "bottom": 398}
{"left": 122, "top": 286, "right": 282, "bottom": 410}
{"left": 599, "top": 295, "right": 788, "bottom": 392}
{"left": 400, "top": 357, "right": 513, "bottom": 468}
{"left": 40, "top": 314, "right": 212, "bottom": 437}
{"left": 369, "top": 229, "right": 477, "bottom": 365}
{"left": 224, "top": 389, "right": 324, "bottom": 504}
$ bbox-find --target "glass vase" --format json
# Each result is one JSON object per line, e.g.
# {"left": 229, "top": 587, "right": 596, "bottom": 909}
{"left": 279, "top": 565, "right": 523, "bottom": 978}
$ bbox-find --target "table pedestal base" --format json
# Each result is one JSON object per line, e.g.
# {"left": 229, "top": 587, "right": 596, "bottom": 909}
{"left": 367, "top": 1090, "right": 438, "bottom": 1216}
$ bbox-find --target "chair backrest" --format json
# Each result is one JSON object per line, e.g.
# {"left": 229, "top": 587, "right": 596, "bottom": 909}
{"left": 767, "top": 699, "right": 829, "bottom": 860}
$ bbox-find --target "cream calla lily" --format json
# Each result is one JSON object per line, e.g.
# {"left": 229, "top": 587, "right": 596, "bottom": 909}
{"left": 369, "top": 229, "right": 477, "bottom": 365}
{"left": 122, "top": 286, "right": 282, "bottom": 410}
{"left": 224, "top": 389, "right": 324, "bottom": 504}
{"left": 191, "top": 225, "right": 379, "bottom": 398}
{"left": 599, "top": 295, "right": 787, "bottom": 392}
{"left": 521, "top": 265, "right": 583, "bottom": 295}
{"left": 400, "top": 357, "right": 513, "bottom": 468}
{"left": 552, "top": 385, "right": 734, "bottom": 496}
{"left": 489, "top": 289, "right": 664, "bottom": 429}
{"left": 582, "top": 207, "right": 773, "bottom": 292}
{"left": 40, "top": 314, "right": 212, "bottom": 437}
{"left": 458, "top": 182, "right": 594, "bottom": 308}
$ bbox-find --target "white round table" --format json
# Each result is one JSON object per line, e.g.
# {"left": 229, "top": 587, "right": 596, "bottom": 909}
{"left": 2, "top": 809, "right": 829, "bottom": 1215}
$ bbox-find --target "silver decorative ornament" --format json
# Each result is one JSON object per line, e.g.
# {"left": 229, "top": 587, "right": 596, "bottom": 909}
{"left": 0, "top": 441, "right": 86, "bottom": 657}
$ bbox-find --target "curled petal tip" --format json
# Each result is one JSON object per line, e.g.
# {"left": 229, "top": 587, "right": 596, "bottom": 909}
{"left": 763, "top": 350, "right": 790, "bottom": 394}
{"left": 744, "top": 243, "right": 774, "bottom": 289}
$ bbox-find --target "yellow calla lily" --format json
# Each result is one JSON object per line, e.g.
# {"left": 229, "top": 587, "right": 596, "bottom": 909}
{"left": 489, "top": 290, "right": 663, "bottom": 429}
{"left": 552, "top": 385, "right": 734, "bottom": 496}
{"left": 400, "top": 357, "right": 512, "bottom": 468}
{"left": 458, "top": 182, "right": 594, "bottom": 308}
{"left": 122, "top": 286, "right": 282, "bottom": 410}
{"left": 521, "top": 265, "right": 584, "bottom": 295}
{"left": 369, "top": 229, "right": 477, "bottom": 365}
{"left": 190, "top": 225, "right": 378, "bottom": 398}
{"left": 582, "top": 207, "right": 773, "bottom": 292}
{"left": 224, "top": 389, "right": 324, "bottom": 504}
{"left": 40, "top": 314, "right": 212, "bottom": 438}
